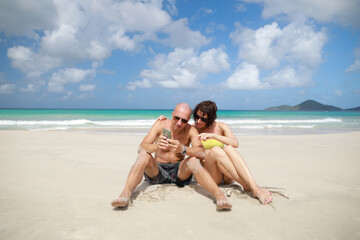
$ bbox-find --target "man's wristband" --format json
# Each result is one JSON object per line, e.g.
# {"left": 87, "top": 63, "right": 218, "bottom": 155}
{"left": 182, "top": 145, "right": 187, "bottom": 155}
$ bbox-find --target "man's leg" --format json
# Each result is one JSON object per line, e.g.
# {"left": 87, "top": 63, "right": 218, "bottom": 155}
{"left": 111, "top": 150, "right": 158, "bottom": 207}
{"left": 177, "top": 157, "right": 232, "bottom": 210}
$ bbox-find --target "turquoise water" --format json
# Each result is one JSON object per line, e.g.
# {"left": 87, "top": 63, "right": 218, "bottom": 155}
{"left": 1, "top": 109, "right": 360, "bottom": 135}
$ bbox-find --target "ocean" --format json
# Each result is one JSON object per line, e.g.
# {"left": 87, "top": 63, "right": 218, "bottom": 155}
{"left": 1, "top": 109, "right": 360, "bottom": 135}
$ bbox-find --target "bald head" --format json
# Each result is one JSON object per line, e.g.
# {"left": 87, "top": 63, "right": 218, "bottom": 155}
{"left": 172, "top": 103, "right": 191, "bottom": 130}
{"left": 174, "top": 103, "right": 191, "bottom": 115}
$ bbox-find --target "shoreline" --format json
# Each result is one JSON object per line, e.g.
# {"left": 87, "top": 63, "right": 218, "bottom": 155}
{"left": 0, "top": 130, "right": 359, "bottom": 239}
{"left": 2, "top": 126, "right": 360, "bottom": 137}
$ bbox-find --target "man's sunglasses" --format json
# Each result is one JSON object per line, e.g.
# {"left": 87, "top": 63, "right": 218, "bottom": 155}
{"left": 194, "top": 114, "right": 208, "bottom": 122}
{"left": 173, "top": 116, "right": 189, "bottom": 124}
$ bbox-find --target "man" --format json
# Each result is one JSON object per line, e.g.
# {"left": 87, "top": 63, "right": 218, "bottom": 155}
{"left": 111, "top": 103, "right": 232, "bottom": 210}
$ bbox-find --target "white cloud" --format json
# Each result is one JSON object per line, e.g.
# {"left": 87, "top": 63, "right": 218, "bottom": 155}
{"left": 230, "top": 22, "right": 283, "bottom": 69}
{"left": 135, "top": 47, "right": 229, "bottom": 89}
{"left": 0, "top": 72, "right": 15, "bottom": 94}
{"left": 225, "top": 63, "right": 312, "bottom": 90}
{"left": 0, "top": 0, "right": 58, "bottom": 37}
{"left": 7, "top": 46, "right": 62, "bottom": 78}
{"left": 227, "top": 18, "right": 326, "bottom": 89}
{"left": 241, "top": 0, "right": 360, "bottom": 28}
{"left": 48, "top": 67, "right": 95, "bottom": 92}
{"left": 6, "top": 0, "right": 173, "bottom": 69}
{"left": 161, "top": 18, "right": 210, "bottom": 48}
{"left": 263, "top": 66, "right": 312, "bottom": 88}
{"left": 0, "top": 84, "right": 15, "bottom": 94}
{"left": 231, "top": 19, "right": 326, "bottom": 70}
{"left": 5, "top": 0, "right": 210, "bottom": 92}
{"left": 345, "top": 47, "right": 360, "bottom": 73}
{"left": 20, "top": 84, "right": 37, "bottom": 92}
{"left": 224, "top": 62, "right": 262, "bottom": 90}
{"left": 62, "top": 91, "right": 74, "bottom": 100}
{"left": 235, "top": 3, "right": 247, "bottom": 12}
{"left": 164, "top": 0, "right": 178, "bottom": 16}
{"left": 79, "top": 84, "right": 96, "bottom": 91}
{"left": 127, "top": 79, "right": 152, "bottom": 91}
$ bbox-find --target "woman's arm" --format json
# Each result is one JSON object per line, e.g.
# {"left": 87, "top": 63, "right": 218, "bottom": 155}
{"left": 197, "top": 122, "right": 239, "bottom": 148}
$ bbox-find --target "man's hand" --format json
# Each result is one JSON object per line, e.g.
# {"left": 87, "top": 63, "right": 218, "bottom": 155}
{"left": 167, "top": 139, "right": 183, "bottom": 154}
{"left": 157, "top": 135, "right": 170, "bottom": 150}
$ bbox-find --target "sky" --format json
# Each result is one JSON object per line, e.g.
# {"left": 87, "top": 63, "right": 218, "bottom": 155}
{"left": 0, "top": 0, "right": 359, "bottom": 110}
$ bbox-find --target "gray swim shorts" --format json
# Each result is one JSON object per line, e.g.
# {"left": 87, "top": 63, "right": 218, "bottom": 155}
{"left": 144, "top": 162, "right": 192, "bottom": 187}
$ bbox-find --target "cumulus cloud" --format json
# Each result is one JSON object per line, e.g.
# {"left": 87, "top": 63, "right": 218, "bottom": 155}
{"left": 224, "top": 63, "right": 262, "bottom": 90}
{"left": 48, "top": 67, "right": 95, "bottom": 92}
{"left": 226, "top": 18, "right": 326, "bottom": 89}
{"left": 241, "top": 0, "right": 360, "bottom": 28}
{"left": 230, "top": 22, "right": 283, "bottom": 69}
{"left": 4, "top": 0, "right": 210, "bottom": 96}
{"left": 127, "top": 79, "right": 152, "bottom": 91}
{"left": 161, "top": 18, "right": 210, "bottom": 48}
{"left": 0, "top": 84, "right": 15, "bottom": 94}
{"left": 20, "top": 84, "right": 37, "bottom": 92}
{"left": 131, "top": 47, "right": 229, "bottom": 89}
{"left": 231, "top": 19, "right": 326, "bottom": 69}
{"left": 79, "top": 84, "right": 96, "bottom": 91}
{"left": 7, "top": 46, "right": 62, "bottom": 78}
{"left": 0, "top": 72, "right": 15, "bottom": 94}
{"left": 345, "top": 47, "right": 360, "bottom": 73}
{"left": 164, "top": 0, "right": 178, "bottom": 16}
{"left": 0, "top": 0, "right": 58, "bottom": 38}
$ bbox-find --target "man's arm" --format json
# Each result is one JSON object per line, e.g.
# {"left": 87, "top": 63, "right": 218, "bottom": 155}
{"left": 187, "top": 126, "right": 206, "bottom": 160}
{"left": 138, "top": 120, "right": 165, "bottom": 153}
{"left": 167, "top": 126, "right": 205, "bottom": 160}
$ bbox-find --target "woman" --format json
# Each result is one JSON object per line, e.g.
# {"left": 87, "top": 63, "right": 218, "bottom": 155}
{"left": 192, "top": 100, "right": 272, "bottom": 204}
{"left": 159, "top": 100, "right": 273, "bottom": 204}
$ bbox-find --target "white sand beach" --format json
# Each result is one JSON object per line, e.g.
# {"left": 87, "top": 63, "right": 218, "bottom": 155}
{"left": 0, "top": 130, "right": 359, "bottom": 240}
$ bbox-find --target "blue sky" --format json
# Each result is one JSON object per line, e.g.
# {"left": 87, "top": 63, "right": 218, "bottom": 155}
{"left": 0, "top": 0, "right": 359, "bottom": 110}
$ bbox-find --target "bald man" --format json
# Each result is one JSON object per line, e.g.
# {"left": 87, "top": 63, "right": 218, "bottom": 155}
{"left": 111, "top": 103, "right": 231, "bottom": 210}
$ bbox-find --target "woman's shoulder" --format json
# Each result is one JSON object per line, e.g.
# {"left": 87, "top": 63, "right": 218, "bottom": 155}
{"left": 215, "top": 121, "right": 229, "bottom": 129}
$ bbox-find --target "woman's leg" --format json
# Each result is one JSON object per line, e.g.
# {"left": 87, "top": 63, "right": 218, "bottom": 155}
{"left": 204, "top": 146, "right": 248, "bottom": 187}
{"left": 223, "top": 145, "right": 272, "bottom": 204}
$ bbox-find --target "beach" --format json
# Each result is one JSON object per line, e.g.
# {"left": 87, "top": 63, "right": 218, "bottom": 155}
{"left": 0, "top": 130, "right": 360, "bottom": 240}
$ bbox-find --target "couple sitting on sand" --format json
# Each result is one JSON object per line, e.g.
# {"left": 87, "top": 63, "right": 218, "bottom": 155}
{"left": 111, "top": 100, "right": 272, "bottom": 210}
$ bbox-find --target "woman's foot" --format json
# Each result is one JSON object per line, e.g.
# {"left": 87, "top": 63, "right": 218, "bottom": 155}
{"left": 252, "top": 186, "right": 273, "bottom": 205}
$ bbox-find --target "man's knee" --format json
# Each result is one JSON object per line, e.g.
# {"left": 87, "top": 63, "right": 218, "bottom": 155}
{"left": 186, "top": 157, "right": 202, "bottom": 173}
{"left": 135, "top": 150, "right": 152, "bottom": 167}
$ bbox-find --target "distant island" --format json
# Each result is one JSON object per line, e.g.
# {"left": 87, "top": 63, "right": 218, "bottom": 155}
{"left": 265, "top": 100, "right": 360, "bottom": 111}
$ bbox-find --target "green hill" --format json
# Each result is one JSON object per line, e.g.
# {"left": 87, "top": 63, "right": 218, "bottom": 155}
{"left": 265, "top": 100, "right": 342, "bottom": 111}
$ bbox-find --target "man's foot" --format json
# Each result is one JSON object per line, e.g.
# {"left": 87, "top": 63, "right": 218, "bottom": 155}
{"left": 252, "top": 186, "right": 273, "bottom": 205}
{"left": 111, "top": 195, "right": 130, "bottom": 208}
{"left": 216, "top": 194, "right": 232, "bottom": 210}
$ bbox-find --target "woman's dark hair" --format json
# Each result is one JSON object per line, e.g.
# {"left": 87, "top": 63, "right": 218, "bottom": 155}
{"left": 193, "top": 100, "right": 217, "bottom": 128}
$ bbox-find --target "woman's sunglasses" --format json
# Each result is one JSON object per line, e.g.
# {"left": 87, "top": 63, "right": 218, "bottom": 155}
{"left": 194, "top": 114, "right": 208, "bottom": 122}
{"left": 173, "top": 116, "right": 189, "bottom": 124}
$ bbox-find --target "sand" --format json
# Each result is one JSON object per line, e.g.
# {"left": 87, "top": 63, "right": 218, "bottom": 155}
{"left": 0, "top": 130, "right": 359, "bottom": 240}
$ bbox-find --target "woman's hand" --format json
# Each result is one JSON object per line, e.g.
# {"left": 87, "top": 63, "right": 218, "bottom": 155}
{"left": 157, "top": 115, "right": 167, "bottom": 121}
{"left": 196, "top": 133, "right": 215, "bottom": 141}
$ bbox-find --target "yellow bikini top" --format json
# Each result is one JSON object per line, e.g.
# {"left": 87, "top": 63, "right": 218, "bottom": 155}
{"left": 201, "top": 139, "right": 225, "bottom": 150}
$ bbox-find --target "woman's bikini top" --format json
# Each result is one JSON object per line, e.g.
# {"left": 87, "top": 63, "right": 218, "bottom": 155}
{"left": 201, "top": 139, "right": 225, "bottom": 150}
